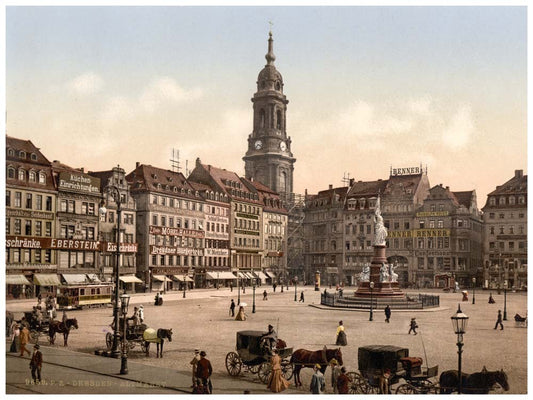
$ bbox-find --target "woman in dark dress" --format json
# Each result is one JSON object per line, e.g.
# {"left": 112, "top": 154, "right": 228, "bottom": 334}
{"left": 335, "top": 320, "right": 347, "bottom": 346}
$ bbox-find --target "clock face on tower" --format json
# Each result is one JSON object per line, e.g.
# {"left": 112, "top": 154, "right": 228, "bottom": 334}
{"left": 279, "top": 141, "right": 287, "bottom": 151}
{"left": 254, "top": 140, "right": 263, "bottom": 150}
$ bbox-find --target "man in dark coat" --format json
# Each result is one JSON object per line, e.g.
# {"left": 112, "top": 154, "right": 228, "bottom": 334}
{"left": 336, "top": 366, "right": 352, "bottom": 394}
{"left": 494, "top": 310, "right": 504, "bottom": 330}
{"left": 408, "top": 318, "right": 418, "bottom": 335}
{"left": 229, "top": 299, "right": 235, "bottom": 317}
{"left": 30, "top": 344, "right": 43, "bottom": 383}
{"left": 196, "top": 351, "right": 213, "bottom": 394}
{"left": 384, "top": 305, "right": 391, "bottom": 323}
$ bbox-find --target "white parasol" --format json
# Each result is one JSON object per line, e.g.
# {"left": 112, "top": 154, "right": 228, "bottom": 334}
{"left": 240, "top": 302, "right": 248, "bottom": 307}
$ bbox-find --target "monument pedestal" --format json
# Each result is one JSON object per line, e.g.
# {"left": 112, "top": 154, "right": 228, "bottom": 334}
{"left": 355, "top": 245, "right": 404, "bottom": 298}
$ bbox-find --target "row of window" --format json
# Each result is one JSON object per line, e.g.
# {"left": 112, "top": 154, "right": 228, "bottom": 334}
{"left": 235, "top": 218, "right": 260, "bottom": 231}
{"left": 6, "top": 167, "right": 46, "bottom": 184}
{"left": 150, "top": 235, "right": 203, "bottom": 248}
{"left": 60, "top": 200, "right": 97, "bottom": 215}
{"left": 151, "top": 214, "right": 205, "bottom": 231}
{"left": 7, "top": 191, "right": 53, "bottom": 211}
{"left": 150, "top": 254, "right": 202, "bottom": 267}
{"left": 206, "top": 256, "right": 229, "bottom": 267}
{"left": 7, "top": 149, "right": 38, "bottom": 160}
{"left": 488, "top": 226, "right": 526, "bottom": 235}
{"left": 151, "top": 194, "right": 204, "bottom": 212}
{"left": 489, "top": 241, "right": 527, "bottom": 251}
{"left": 6, "top": 219, "right": 53, "bottom": 236}
{"left": 233, "top": 237, "right": 260, "bottom": 248}
{"left": 488, "top": 195, "right": 526, "bottom": 206}
{"left": 233, "top": 202, "right": 261, "bottom": 215}
{"left": 488, "top": 212, "right": 526, "bottom": 219}
{"left": 6, "top": 248, "right": 53, "bottom": 264}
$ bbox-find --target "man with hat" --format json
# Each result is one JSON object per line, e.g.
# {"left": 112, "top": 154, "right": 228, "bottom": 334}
{"left": 30, "top": 344, "right": 43, "bottom": 383}
{"left": 261, "top": 324, "right": 278, "bottom": 355}
{"left": 196, "top": 350, "right": 213, "bottom": 394}
{"left": 330, "top": 358, "right": 341, "bottom": 393}
{"left": 190, "top": 349, "right": 200, "bottom": 388}
{"left": 408, "top": 317, "right": 418, "bottom": 335}
{"left": 310, "top": 363, "right": 326, "bottom": 394}
{"left": 138, "top": 305, "right": 144, "bottom": 323}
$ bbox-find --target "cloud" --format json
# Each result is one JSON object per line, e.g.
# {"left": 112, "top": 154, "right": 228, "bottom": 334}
{"left": 67, "top": 72, "right": 104, "bottom": 95}
{"left": 139, "top": 77, "right": 203, "bottom": 113}
{"left": 441, "top": 104, "right": 475, "bottom": 150}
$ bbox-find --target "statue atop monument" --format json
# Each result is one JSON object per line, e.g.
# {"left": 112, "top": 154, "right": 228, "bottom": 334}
{"left": 373, "top": 195, "right": 388, "bottom": 246}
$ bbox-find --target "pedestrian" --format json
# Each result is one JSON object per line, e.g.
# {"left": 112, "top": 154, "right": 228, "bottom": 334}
{"left": 379, "top": 369, "right": 392, "bottom": 394}
{"left": 263, "top": 290, "right": 268, "bottom": 300}
{"left": 138, "top": 305, "right": 144, "bottom": 323}
{"left": 62, "top": 310, "right": 68, "bottom": 324}
{"left": 195, "top": 350, "right": 213, "bottom": 394}
{"left": 230, "top": 282, "right": 233, "bottom": 292}
{"left": 310, "top": 364, "right": 326, "bottom": 394}
{"left": 229, "top": 299, "right": 236, "bottom": 317}
{"left": 37, "top": 293, "right": 42, "bottom": 307}
{"left": 299, "top": 291, "right": 305, "bottom": 302}
{"left": 19, "top": 325, "right": 31, "bottom": 357}
{"left": 408, "top": 317, "right": 418, "bottom": 335}
{"left": 273, "top": 283, "right": 277, "bottom": 292}
{"left": 488, "top": 293, "right": 495, "bottom": 304}
{"left": 330, "top": 358, "right": 341, "bottom": 393}
{"left": 235, "top": 306, "right": 246, "bottom": 321}
{"left": 190, "top": 349, "right": 200, "bottom": 388}
{"left": 266, "top": 348, "right": 290, "bottom": 392}
{"left": 29, "top": 344, "right": 43, "bottom": 383}
{"left": 494, "top": 310, "right": 504, "bottom": 330}
{"left": 336, "top": 366, "right": 352, "bottom": 394}
{"left": 10, "top": 321, "right": 20, "bottom": 353}
{"left": 335, "top": 320, "right": 347, "bottom": 346}
{"left": 384, "top": 305, "right": 391, "bottom": 323}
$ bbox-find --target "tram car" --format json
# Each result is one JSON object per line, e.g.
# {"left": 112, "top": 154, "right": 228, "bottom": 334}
{"left": 57, "top": 283, "right": 113, "bottom": 310}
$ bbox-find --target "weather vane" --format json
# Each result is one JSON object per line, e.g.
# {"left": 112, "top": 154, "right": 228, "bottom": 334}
{"left": 268, "top": 20, "right": 274, "bottom": 33}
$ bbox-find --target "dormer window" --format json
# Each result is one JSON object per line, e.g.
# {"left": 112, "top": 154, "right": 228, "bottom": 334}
{"left": 29, "top": 170, "right": 37, "bottom": 182}
{"left": 30, "top": 153, "right": 37, "bottom": 161}
{"left": 7, "top": 166, "right": 15, "bottom": 179}
{"left": 39, "top": 172, "right": 46, "bottom": 184}
{"left": 19, "top": 151, "right": 26, "bottom": 159}
{"left": 18, "top": 169, "right": 25, "bottom": 181}
{"left": 7, "top": 148, "right": 14, "bottom": 157}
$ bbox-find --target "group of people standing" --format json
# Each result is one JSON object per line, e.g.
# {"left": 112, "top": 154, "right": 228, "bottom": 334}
{"left": 190, "top": 349, "right": 213, "bottom": 394}
{"left": 309, "top": 359, "right": 352, "bottom": 394}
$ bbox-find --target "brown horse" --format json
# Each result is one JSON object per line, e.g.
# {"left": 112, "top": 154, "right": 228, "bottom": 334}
{"left": 290, "top": 347, "right": 343, "bottom": 387}
{"left": 49, "top": 318, "right": 78, "bottom": 346}
{"left": 439, "top": 367, "right": 509, "bottom": 394}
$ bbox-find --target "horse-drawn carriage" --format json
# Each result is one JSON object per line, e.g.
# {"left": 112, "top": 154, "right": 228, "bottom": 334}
{"left": 225, "top": 330, "right": 293, "bottom": 383}
{"left": 24, "top": 310, "right": 51, "bottom": 344}
{"left": 347, "top": 345, "right": 439, "bottom": 394}
{"left": 106, "top": 318, "right": 150, "bottom": 353}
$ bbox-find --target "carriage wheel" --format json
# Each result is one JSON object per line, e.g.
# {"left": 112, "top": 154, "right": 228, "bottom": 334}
{"left": 258, "top": 362, "right": 272, "bottom": 384}
{"left": 396, "top": 383, "right": 419, "bottom": 394}
{"left": 347, "top": 372, "right": 367, "bottom": 394}
{"left": 281, "top": 361, "right": 294, "bottom": 380}
{"left": 225, "top": 352, "right": 242, "bottom": 376}
{"left": 106, "top": 332, "right": 113, "bottom": 350}
{"left": 29, "top": 330, "right": 39, "bottom": 344}
{"left": 248, "top": 364, "right": 260, "bottom": 374}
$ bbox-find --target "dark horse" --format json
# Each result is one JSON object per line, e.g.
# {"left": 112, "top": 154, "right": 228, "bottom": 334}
{"left": 290, "top": 347, "right": 343, "bottom": 387}
{"left": 143, "top": 328, "right": 172, "bottom": 358}
{"left": 439, "top": 367, "right": 509, "bottom": 394}
{"left": 49, "top": 318, "right": 79, "bottom": 346}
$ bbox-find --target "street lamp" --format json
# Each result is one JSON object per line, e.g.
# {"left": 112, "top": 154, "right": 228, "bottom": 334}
{"left": 119, "top": 293, "right": 130, "bottom": 375}
{"left": 451, "top": 304, "right": 469, "bottom": 394}
{"left": 369, "top": 281, "right": 374, "bottom": 321}
{"left": 294, "top": 277, "right": 298, "bottom": 302}
{"left": 99, "top": 185, "right": 122, "bottom": 358}
{"left": 252, "top": 274, "right": 256, "bottom": 314}
{"left": 183, "top": 273, "right": 187, "bottom": 298}
{"left": 472, "top": 277, "right": 476, "bottom": 305}
{"left": 503, "top": 280, "right": 508, "bottom": 321}
{"left": 237, "top": 274, "right": 241, "bottom": 305}
{"left": 217, "top": 272, "right": 219, "bottom": 290}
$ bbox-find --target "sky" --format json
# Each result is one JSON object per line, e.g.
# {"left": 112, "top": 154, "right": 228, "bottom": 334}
{"left": 4, "top": 4, "right": 528, "bottom": 206}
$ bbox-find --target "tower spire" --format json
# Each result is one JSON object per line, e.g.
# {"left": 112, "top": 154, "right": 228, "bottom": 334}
{"left": 265, "top": 23, "right": 276, "bottom": 65}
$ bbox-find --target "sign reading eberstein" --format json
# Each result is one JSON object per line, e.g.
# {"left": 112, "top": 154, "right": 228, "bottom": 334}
{"left": 6, "top": 236, "right": 138, "bottom": 252}
{"left": 58, "top": 171, "right": 100, "bottom": 194}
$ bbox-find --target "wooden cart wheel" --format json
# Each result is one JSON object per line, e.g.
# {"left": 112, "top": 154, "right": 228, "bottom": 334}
{"left": 396, "top": 383, "right": 419, "bottom": 394}
{"left": 258, "top": 362, "right": 272, "bottom": 384}
{"left": 106, "top": 332, "right": 114, "bottom": 350}
{"left": 281, "top": 361, "right": 294, "bottom": 380}
{"left": 347, "top": 372, "right": 367, "bottom": 394}
{"left": 29, "top": 330, "right": 40, "bottom": 344}
{"left": 248, "top": 364, "right": 260, "bottom": 374}
{"left": 225, "top": 352, "right": 242, "bottom": 376}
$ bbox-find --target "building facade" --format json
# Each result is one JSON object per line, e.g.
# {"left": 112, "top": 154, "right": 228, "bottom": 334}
{"left": 243, "top": 31, "right": 295, "bottom": 200}
{"left": 482, "top": 169, "right": 527, "bottom": 290}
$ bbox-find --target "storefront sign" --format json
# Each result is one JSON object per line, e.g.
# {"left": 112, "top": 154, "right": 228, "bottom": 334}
{"left": 416, "top": 211, "right": 449, "bottom": 217}
{"left": 58, "top": 171, "right": 100, "bottom": 194}
{"left": 150, "top": 245, "right": 203, "bottom": 256}
{"left": 206, "top": 215, "right": 229, "bottom": 223}
{"left": 391, "top": 166, "right": 421, "bottom": 176}
{"left": 205, "top": 248, "right": 229, "bottom": 256}
{"left": 104, "top": 242, "right": 138, "bottom": 253}
{"left": 149, "top": 225, "right": 204, "bottom": 238}
{"left": 6, "top": 236, "right": 100, "bottom": 250}
{"left": 415, "top": 229, "right": 450, "bottom": 237}
{"left": 6, "top": 209, "right": 55, "bottom": 220}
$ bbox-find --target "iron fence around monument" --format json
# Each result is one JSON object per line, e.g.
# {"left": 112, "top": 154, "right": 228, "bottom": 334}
{"left": 320, "top": 291, "right": 439, "bottom": 309}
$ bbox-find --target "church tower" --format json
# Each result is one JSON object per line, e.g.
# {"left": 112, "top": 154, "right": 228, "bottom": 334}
{"left": 243, "top": 31, "right": 295, "bottom": 200}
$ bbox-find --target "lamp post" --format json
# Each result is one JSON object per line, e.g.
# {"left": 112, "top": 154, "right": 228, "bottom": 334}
{"left": 252, "top": 275, "right": 256, "bottom": 313}
{"left": 99, "top": 185, "right": 122, "bottom": 358}
{"left": 119, "top": 293, "right": 130, "bottom": 375}
{"left": 369, "top": 281, "right": 374, "bottom": 321}
{"left": 503, "top": 280, "right": 508, "bottom": 321}
{"left": 183, "top": 273, "right": 187, "bottom": 298}
{"left": 451, "top": 304, "right": 469, "bottom": 394}
{"left": 294, "top": 277, "right": 298, "bottom": 302}
{"left": 237, "top": 274, "right": 241, "bottom": 305}
{"left": 217, "top": 272, "right": 219, "bottom": 290}
{"left": 472, "top": 277, "right": 476, "bottom": 305}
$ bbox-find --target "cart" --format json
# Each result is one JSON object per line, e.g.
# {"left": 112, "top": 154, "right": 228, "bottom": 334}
{"left": 225, "top": 330, "right": 293, "bottom": 383}
{"left": 24, "top": 310, "right": 51, "bottom": 344}
{"left": 106, "top": 318, "right": 149, "bottom": 353}
{"left": 347, "top": 345, "right": 439, "bottom": 394}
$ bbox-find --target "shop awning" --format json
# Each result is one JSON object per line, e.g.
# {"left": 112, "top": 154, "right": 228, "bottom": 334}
{"left": 173, "top": 275, "right": 194, "bottom": 282}
{"left": 6, "top": 274, "right": 32, "bottom": 285}
{"left": 264, "top": 270, "right": 276, "bottom": 278}
{"left": 244, "top": 272, "right": 254, "bottom": 279}
{"left": 33, "top": 274, "right": 61, "bottom": 286}
{"left": 152, "top": 275, "right": 172, "bottom": 282}
{"left": 255, "top": 271, "right": 269, "bottom": 281}
{"left": 86, "top": 274, "right": 102, "bottom": 283}
{"left": 62, "top": 274, "right": 88, "bottom": 285}
{"left": 119, "top": 275, "right": 143, "bottom": 283}
{"left": 206, "top": 271, "right": 237, "bottom": 280}
{"left": 237, "top": 272, "right": 247, "bottom": 278}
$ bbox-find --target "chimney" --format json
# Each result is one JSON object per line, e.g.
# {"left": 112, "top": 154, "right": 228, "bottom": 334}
{"left": 329, "top": 184, "right": 333, "bottom": 190}
{"left": 515, "top": 169, "right": 523, "bottom": 178}
{"left": 136, "top": 162, "right": 140, "bottom": 168}
{"left": 446, "top": 186, "right": 449, "bottom": 190}
{"left": 349, "top": 178, "right": 354, "bottom": 186}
